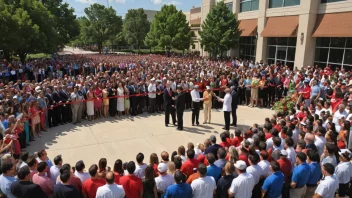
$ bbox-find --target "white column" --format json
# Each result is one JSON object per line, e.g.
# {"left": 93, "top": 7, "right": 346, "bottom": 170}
{"left": 255, "top": 0, "right": 269, "bottom": 63}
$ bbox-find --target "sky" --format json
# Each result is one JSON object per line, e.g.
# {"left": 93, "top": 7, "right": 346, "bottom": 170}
{"left": 65, "top": 0, "right": 202, "bottom": 17}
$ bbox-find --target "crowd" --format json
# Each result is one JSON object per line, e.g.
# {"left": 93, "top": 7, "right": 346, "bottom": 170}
{"left": 0, "top": 53, "right": 352, "bottom": 197}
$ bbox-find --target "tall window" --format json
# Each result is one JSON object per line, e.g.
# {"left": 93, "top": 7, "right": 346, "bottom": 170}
{"left": 314, "top": 37, "right": 352, "bottom": 69}
{"left": 240, "top": 0, "right": 259, "bottom": 12}
{"left": 269, "top": 0, "right": 300, "bottom": 8}
{"left": 226, "top": 3, "right": 233, "bottom": 12}
{"left": 239, "top": 37, "right": 257, "bottom": 61}
{"left": 321, "top": 0, "right": 345, "bottom": 3}
{"left": 267, "top": 37, "right": 297, "bottom": 68}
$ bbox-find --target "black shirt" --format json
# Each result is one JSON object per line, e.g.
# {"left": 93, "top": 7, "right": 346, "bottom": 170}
{"left": 10, "top": 180, "right": 47, "bottom": 198}
{"left": 53, "top": 183, "right": 82, "bottom": 198}
{"left": 216, "top": 175, "right": 235, "bottom": 198}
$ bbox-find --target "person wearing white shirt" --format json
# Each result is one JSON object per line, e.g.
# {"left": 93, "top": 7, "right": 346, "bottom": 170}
{"left": 216, "top": 88, "right": 232, "bottom": 131}
{"left": 134, "top": 153, "right": 147, "bottom": 179}
{"left": 148, "top": 78, "right": 157, "bottom": 113}
{"left": 314, "top": 127, "right": 327, "bottom": 156}
{"left": 155, "top": 163, "right": 174, "bottom": 196}
{"left": 333, "top": 104, "right": 348, "bottom": 131}
{"left": 335, "top": 150, "right": 352, "bottom": 197}
{"left": 50, "top": 155, "right": 62, "bottom": 183}
{"left": 74, "top": 160, "right": 90, "bottom": 183}
{"left": 96, "top": 172, "right": 125, "bottom": 198}
{"left": 314, "top": 163, "right": 339, "bottom": 198}
{"left": 246, "top": 154, "right": 264, "bottom": 197}
{"left": 190, "top": 85, "right": 203, "bottom": 126}
{"left": 229, "top": 160, "right": 255, "bottom": 198}
{"left": 258, "top": 151, "right": 271, "bottom": 178}
{"left": 284, "top": 138, "right": 296, "bottom": 167}
{"left": 191, "top": 163, "right": 216, "bottom": 198}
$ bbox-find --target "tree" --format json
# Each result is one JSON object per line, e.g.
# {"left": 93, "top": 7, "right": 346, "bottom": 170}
{"left": 145, "top": 4, "right": 192, "bottom": 52}
{"left": 123, "top": 8, "right": 150, "bottom": 50}
{"left": 80, "top": 3, "right": 122, "bottom": 53}
{"left": 0, "top": 0, "right": 57, "bottom": 63}
{"left": 199, "top": 1, "right": 241, "bottom": 58}
{"left": 42, "top": 0, "right": 80, "bottom": 49}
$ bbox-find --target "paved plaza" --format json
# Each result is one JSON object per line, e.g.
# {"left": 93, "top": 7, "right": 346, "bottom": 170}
{"left": 26, "top": 106, "right": 273, "bottom": 167}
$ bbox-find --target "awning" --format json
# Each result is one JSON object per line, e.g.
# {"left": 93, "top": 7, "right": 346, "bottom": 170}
{"left": 312, "top": 12, "right": 352, "bottom": 37}
{"left": 261, "top": 16, "right": 299, "bottom": 37}
{"left": 238, "top": 19, "right": 258, "bottom": 36}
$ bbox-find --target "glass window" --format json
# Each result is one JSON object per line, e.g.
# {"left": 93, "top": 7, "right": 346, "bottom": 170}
{"left": 251, "top": 0, "right": 259, "bottom": 10}
{"left": 286, "top": 61, "right": 294, "bottom": 68}
{"left": 315, "top": 48, "right": 329, "bottom": 62}
{"left": 245, "top": 45, "right": 251, "bottom": 55}
{"left": 226, "top": 3, "right": 233, "bottom": 12}
{"left": 330, "top": 38, "right": 346, "bottom": 48}
{"left": 344, "top": 49, "right": 352, "bottom": 65}
{"left": 284, "top": 0, "right": 300, "bottom": 6}
{"left": 267, "top": 59, "right": 276, "bottom": 65}
{"left": 288, "top": 37, "right": 297, "bottom": 46}
{"left": 239, "top": 45, "right": 245, "bottom": 54}
{"left": 268, "top": 46, "right": 276, "bottom": 58}
{"left": 287, "top": 47, "right": 296, "bottom": 61}
{"left": 240, "top": 1, "right": 251, "bottom": 12}
{"left": 277, "top": 47, "right": 287, "bottom": 60}
{"left": 329, "top": 48, "right": 344, "bottom": 63}
{"left": 316, "top": 38, "right": 330, "bottom": 47}
{"left": 321, "top": 0, "right": 345, "bottom": 3}
{"left": 346, "top": 38, "right": 352, "bottom": 48}
{"left": 269, "top": 0, "right": 283, "bottom": 8}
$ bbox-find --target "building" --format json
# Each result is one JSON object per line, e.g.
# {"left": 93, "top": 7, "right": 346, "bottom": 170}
{"left": 184, "top": 7, "right": 202, "bottom": 52}
{"left": 144, "top": 10, "right": 158, "bottom": 21}
{"left": 191, "top": 0, "right": 352, "bottom": 69}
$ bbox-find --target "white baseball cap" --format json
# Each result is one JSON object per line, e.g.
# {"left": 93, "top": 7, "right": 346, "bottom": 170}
{"left": 280, "top": 150, "right": 288, "bottom": 156}
{"left": 234, "top": 160, "right": 247, "bottom": 170}
{"left": 157, "top": 163, "right": 168, "bottom": 173}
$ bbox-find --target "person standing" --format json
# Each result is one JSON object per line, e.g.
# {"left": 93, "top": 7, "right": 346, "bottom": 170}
{"left": 164, "top": 81, "right": 176, "bottom": 127}
{"left": 262, "top": 161, "right": 284, "bottom": 198}
{"left": 190, "top": 85, "right": 203, "bottom": 126}
{"left": 148, "top": 78, "right": 157, "bottom": 113}
{"left": 313, "top": 163, "right": 339, "bottom": 198}
{"left": 76, "top": 85, "right": 84, "bottom": 123}
{"left": 164, "top": 170, "right": 192, "bottom": 198}
{"left": 202, "top": 86, "right": 213, "bottom": 124}
{"left": 230, "top": 86, "right": 238, "bottom": 126}
{"left": 216, "top": 88, "right": 232, "bottom": 131}
{"left": 290, "top": 152, "right": 311, "bottom": 198}
{"left": 335, "top": 150, "right": 352, "bottom": 197}
{"left": 305, "top": 150, "right": 322, "bottom": 198}
{"left": 96, "top": 171, "right": 125, "bottom": 198}
{"left": 228, "top": 160, "right": 255, "bottom": 198}
{"left": 45, "top": 88, "right": 55, "bottom": 127}
{"left": 155, "top": 163, "right": 174, "bottom": 197}
{"left": 191, "top": 163, "right": 216, "bottom": 198}
{"left": 53, "top": 170, "right": 82, "bottom": 198}
{"left": 10, "top": 166, "right": 47, "bottom": 198}
{"left": 175, "top": 85, "right": 186, "bottom": 131}
{"left": 119, "top": 161, "right": 143, "bottom": 198}
{"left": 70, "top": 86, "right": 80, "bottom": 124}
{"left": 0, "top": 160, "right": 17, "bottom": 198}
{"left": 82, "top": 164, "right": 106, "bottom": 198}
{"left": 32, "top": 162, "right": 54, "bottom": 197}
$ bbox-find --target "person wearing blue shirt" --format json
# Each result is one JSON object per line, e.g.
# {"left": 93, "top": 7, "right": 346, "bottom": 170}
{"left": 206, "top": 153, "right": 221, "bottom": 182}
{"left": 262, "top": 161, "right": 284, "bottom": 198}
{"left": 290, "top": 152, "right": 311, "bottom": 197}
{"left": 164, "top": 170, "right": 192, "bottom": 198}
{"left": 305, "top": 150, "right": 322, "bottom": 198}
{"left": 0, "top": 160, "right": 17, "bottom": 198}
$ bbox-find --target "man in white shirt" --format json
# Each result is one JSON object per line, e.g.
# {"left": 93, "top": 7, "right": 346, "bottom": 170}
{"left": 73, "top": 160, "right": 90, "bottom": 183}
{"left": 246, "top": 153, "right": 264, "bottom": 197}
{"left": 134, "top": 153, "right": 147, "bottom": 179}
{"left": 190, "top": 85, "right": 203, "bottom": 126}
{"left": 216, "top": 88, "right": 232, "bottom": 131}
{"left": 314, "top": 163, "right": 339, "bottom": 198}
{"left": 258, "top": 151, "right": 271, "bottom": 178}
{"left": 332, "top": 104, "right": 348, "bottom": 131}
{"left": 155, "top": 163, "right": 174, "bottom": 197}
{"left": 148, "top": 78, "right": 157, "bottom": 113}
{"left": 96, "top": 171, "right": 125, "bottom": 198}
{"left": 191, "top": 163, "right": 216, "bottom": 198}
{"left": 335, "top": 150, "right": 352, "bottom": 197}
{"left": 314, "top": 126, "right": 327, "bottom": 156}
{"left": 284, "top": 137, "right": 296, "bottom": 167}
{"left": 229, "top": 160, "right": 255, "bottom": 198}
{"left": 50, "top": 155, "right": 62, "bottom": 183}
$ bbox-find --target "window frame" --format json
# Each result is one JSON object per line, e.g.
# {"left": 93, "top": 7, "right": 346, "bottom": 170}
{"left": 239, "top": 36, "right": 257, "bottom": 61}
{"left": 268, "top": 0, "right": 300, "bottom": 8}
{"left": 266, "top": 37, "right": 297, "bottom": 67}
{"left": 240, "top": 0, "right": 259, "bottom": 12}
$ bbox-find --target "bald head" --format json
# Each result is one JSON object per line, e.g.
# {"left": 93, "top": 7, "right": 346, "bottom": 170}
{"left": 305, "top": 133, "right": 314, "bottom": 144}
{"left": 105, "top": 171, "right": 114, "bottom": 184}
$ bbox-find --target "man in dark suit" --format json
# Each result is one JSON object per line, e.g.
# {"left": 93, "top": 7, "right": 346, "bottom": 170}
{"left": 231, "top": 86, "right": 238, "bottom": 127}
{"left": 163, "top": 82, "right": 176, "bottom": 127}
{"left": 175, "top": 85, "right": 185, "bottom": 131}
{"left": 45, "top": 87, "right": 55, "bottom": 127}
{"left": 59, "top": 86, "right": 69, "bottom": 123}
{"left": 52, "top": 86, "right": 62, "bottom": 125}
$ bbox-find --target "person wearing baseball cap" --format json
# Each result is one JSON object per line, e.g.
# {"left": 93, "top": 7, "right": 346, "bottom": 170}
{"left": 335, "top": 149, "right": 352, "bottom": 197}
{"left": 228, "top": 160, "right": 255, "bottom": 198}
{"left": 155, "top": 163, "right": 174, "bottom": 196}
{"left": 277, "top": 149, "right": 292, "bottom": 198}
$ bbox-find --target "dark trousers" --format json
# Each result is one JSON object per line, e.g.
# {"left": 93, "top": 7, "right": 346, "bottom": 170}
{"left": 48, "top": 108, "right": 54, "bottom": 127}
{"left": 245, "top": 89, "right": 251, "bottom": 105}
{"left": 282, "top": 180, "right": 290, "bottom": 198}
{"left": 269, "top": 88, "right": 275, "bottom": 104}
{"left": 252, "top": 183, "right": 262, "bottom": 198}
{"left": 231, "top": 108, "right": 237, "bottom": 126}
{"left": 339, "top": 183, "right": 349, "bottom": 197}
{"left": 138, "top": 96, "right": 145, "bottom": 113}
{"left": 191, "top": 102, "right": 200, "bottom": 125}
{"left": 224, "top": 111, "right": 230, "bottom": 130}
{"left": 262, "top": 91, "right": 268, "bottom": 107}
{"left": 185, "top": 93, "right": 191, "bottom": 109}
{"left": 148, "top": 98, "right": 156, "bottom": 113}
{"left": 62, "top": 104, "right": 69, "bottom": 123}
{"left": 56, "top": 105, "right": 62, "bottom": 124}
{"left": 177, "top": 110, "right": 184, "bottom": 130}
{"left": 165, "top": 105, "right": 176, "bottom": 125}
{"left": 130, "top": 96, "right": 137, "bottom": 115}
{"left": 19, "top": 131, "right": 26, "bottom": 148}
{"left": 238, "top": 88, "right": 245, "bottom": 105}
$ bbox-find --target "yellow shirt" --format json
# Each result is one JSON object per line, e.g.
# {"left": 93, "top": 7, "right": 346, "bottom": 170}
{"left": 203, "top": 90, "right": 212, "bottom": 104}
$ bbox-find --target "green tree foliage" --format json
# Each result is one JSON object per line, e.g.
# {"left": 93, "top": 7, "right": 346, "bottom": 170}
{"left": 145, "top": 4, "right": 192, "bottom": 52}
{"left": 80, "top": 3, "right": 123, "bottom": 53}
{"left": 199, "top": 1, "right": 241, "bottom": 57}
{"left": 123, "top": 8, "right": 150, "bottom": 50}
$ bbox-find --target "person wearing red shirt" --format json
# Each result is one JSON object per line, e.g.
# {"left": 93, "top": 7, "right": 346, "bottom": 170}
{"left": 219, "top": 132, "right": 231, "bottom": 148}
{"left": 119, "top": 161, "right": 143, "bottom": 198}
{"left": 300, "top": 80, "right": 311, "bottom": 107}
{"left": 277, "top": 150, "right": 292, "bottom": 198}
{"left": 180, "top": 149, "right": 199, "bottom": 178}
{"left": 82, "top": 164, "right": 106, "bottom": 198}
{"left": 231, "top": 129, "right": 243, "bottom": 147}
